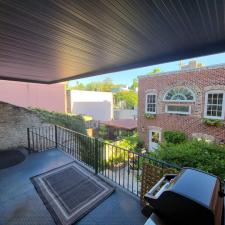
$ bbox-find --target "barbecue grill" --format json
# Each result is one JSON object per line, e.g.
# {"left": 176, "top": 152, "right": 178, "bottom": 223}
{"left": 144, "top": 168, "right": 224, "bottom": 225}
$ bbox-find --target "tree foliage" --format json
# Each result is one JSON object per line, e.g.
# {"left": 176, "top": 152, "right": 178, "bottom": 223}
{"left": 114, "top": 91, "right": 137, "bottom": 109}
{"left": 130, "top": 78, "right": 138, "bottom": 90}
{"left": 69, "top": 78, "right": 124, "bottom": 92}
{"left": 147, "top": 68, "right": 161, "bottom": 75}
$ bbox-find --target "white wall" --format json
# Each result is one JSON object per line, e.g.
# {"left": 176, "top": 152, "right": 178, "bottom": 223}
{"left": 114, "top": 109, "right": 137, "bottom": 120}
{"left": 70, "top": 90, "right": 113, "bottom": 121}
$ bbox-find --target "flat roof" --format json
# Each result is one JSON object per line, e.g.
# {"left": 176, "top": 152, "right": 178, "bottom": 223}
{"left": 101, "top": 119, "right": 137, "bottom": 130}
{"left": 1, "top": 1, "right": 225, "bottom": 83}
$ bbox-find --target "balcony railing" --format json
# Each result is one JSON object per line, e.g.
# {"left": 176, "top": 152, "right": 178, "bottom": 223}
{"left": 27, "top": 125, "right": 179, "bottom": 197}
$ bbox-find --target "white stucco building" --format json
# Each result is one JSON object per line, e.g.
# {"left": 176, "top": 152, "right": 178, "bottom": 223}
{"left": 67, "top": 90, "right": 113, "bottom": 121}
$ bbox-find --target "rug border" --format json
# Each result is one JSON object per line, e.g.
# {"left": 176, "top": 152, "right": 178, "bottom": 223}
{"left": 30, "top": 161, "right": 115, "bottom": 225}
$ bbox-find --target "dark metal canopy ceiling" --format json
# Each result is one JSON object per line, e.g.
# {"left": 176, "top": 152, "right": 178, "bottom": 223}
{"left": 1, "top": 0, "right": 225, "bottom": 84}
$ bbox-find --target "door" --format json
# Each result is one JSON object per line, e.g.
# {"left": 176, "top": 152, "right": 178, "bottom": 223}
{"left": 149, "top": 130, "right": 161, "bottom": 151}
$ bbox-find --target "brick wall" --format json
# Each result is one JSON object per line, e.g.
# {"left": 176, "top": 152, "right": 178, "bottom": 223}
{"left": 0, "top": 101, "right": 50, "bottom": 151}
{"left": 138, "top": 65, "right": 225, "bottom": 148}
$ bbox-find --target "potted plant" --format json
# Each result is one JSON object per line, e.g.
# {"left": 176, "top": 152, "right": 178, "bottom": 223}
{"left": 144, "top": 113, "right": 156, "bottom": 119}
{"left": 202, "top": 118, "right": 224, "bottom": 127}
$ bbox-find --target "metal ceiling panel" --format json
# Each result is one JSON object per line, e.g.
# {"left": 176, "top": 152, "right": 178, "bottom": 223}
{"left": 0, "top": 0, "right": 225, "bottom": 83}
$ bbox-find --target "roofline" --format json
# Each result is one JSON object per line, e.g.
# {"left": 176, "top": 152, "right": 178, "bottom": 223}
{"left": 138, "top": 63, "right": 225, "bottom": 80}
{"left": 70, "top": 90, "right": 113, "bottom": 94}
{"left": 1, "top": 41, "right": 225, "bottom": 84}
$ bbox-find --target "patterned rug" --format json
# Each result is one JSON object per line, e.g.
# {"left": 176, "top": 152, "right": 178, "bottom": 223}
{"left": 31, "top": 162, "right": 114, "bottom": 225}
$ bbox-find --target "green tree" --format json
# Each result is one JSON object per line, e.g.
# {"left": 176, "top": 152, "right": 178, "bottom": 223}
{"left": 130, "top": 78, "right": 138, "bottom": 90}
{"left": 148, "top": 68, "right": 161, "bottom": 75}
{"left": 86, "top": 81, "right": 101, "bottom": 91}
{"left": 101, "top": 78, "right": 114, "bottom": 92}
{"left": 72, "top": 81, "right": 85, "bottom": 90}
{"left": 114, "top": 91, "right": 137, "bottom": 109}
{"left": 69, "top": 78, "right": 124, "bottom": 92}
{"left": 65, "top": 82, "right": 73, "bottom": 90}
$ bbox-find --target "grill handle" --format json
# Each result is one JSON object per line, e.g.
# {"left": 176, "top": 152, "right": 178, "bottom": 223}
{"left": 145, "top": 174, "right": 176, "bottom": 201}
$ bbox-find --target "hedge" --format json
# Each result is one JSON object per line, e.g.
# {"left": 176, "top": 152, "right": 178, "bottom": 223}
{"left": 150, "top": 140, "right": 225, "bottom": 179}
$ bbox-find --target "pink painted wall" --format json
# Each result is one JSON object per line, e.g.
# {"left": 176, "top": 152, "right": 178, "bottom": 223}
{"left": 0, "top": 81, "right": 65, "bottom": 113}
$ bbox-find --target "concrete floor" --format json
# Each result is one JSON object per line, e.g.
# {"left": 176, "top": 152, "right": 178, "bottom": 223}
{"left": 0, "top": 148, "right": 147, "bottom": 225}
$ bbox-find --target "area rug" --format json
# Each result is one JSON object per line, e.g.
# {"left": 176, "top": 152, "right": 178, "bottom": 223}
{"left": 31, "top": 162, "right": 114, "bottom": 225}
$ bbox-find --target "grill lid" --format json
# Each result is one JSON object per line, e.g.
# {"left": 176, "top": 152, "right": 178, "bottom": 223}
{"left": 168, "top": 168, "right": 218, "bottom": 208}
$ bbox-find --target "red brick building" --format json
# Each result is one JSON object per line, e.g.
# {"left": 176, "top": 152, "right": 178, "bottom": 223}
{"left": 138, "top": 64, "right": 225, "bottom": 151}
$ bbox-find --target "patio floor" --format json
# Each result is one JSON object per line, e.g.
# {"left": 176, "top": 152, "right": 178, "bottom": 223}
{"left": 0, "top": 148, "right": 147, "bottom": 225}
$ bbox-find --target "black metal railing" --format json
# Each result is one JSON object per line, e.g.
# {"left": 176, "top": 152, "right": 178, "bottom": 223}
{"left": 27, "top": 125, "right": 179, "bottom": 197}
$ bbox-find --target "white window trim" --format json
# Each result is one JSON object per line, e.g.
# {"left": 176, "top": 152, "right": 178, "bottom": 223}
{"left": 163, "top": 99, "right": 195, "bottom": 103}
{"left": 145, "top": 93, "right": 157, "bottom": 114}
{"left": 165, "top": 105, "right": 191, "bottom": 115}
{"left": 163, "top": 87, "right": 196, "bottom": 102}
{"left": 204, "top": 90, "right": 225, "bottom": 120}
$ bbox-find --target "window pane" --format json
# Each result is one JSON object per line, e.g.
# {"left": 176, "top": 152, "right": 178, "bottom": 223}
{"left": 217, "top": 111, "right": 222, "bottom": 117}
{"left": 212, "top": 105, "right": 217, "bottom": 111}
{"left": 146, "top": 94, "right": 156, "bottom": 113}
{"left": 218, "top": 97, "right": 223, "bottom": 104}
{"left": 207, "top": 110, "right": 211, "bottom": 116}
{"left": 212, "top": 110, "right": 216, "bottom": 116}
{"left": 213, "top": 94, "right": 218, "bottom": 104}
{"left": 206, "top": 93, "right": 224, "bottom": 118}
{"left": 208, "top": 94, "right": 212, "bottom": 104}
{"left": 165, "top": 87, "right": 194, "bottom": 101}
{"left": 218, "top": 93, "right": 223, "bottom": 99}
{"left": 167, "top": 105, "right": 189, "bottom": 114}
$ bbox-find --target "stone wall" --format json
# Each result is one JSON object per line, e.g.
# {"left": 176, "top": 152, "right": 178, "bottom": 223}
{"left": 0, "top": 101, "right": 50, "bottom": 151}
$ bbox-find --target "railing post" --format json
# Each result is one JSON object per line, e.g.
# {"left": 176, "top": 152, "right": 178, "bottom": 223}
{"left": 55, "top": 125, "right": 58, "bottom": 148}
{"left": 94, "top": 137, "right": 99, "bottom": 175}
{"left": 27, "top": 128, "right": 31, "bottom": 153}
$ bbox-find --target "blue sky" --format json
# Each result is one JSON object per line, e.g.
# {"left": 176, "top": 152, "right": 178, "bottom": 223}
{"left": 69, "top": 52, "right": 225, "bottom": 86}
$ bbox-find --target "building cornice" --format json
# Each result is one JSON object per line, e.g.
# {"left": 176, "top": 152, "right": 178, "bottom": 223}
{"left": 138, "top": 63, "right": 225, "bottom": 79}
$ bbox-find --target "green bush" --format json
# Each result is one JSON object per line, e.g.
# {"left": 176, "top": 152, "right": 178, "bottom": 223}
{"left": 107, "top": 145, "right": 129, "bottom": 167}
{"left": 150, "top": 140, "right": 225, "bottom": 179}
{"left": 113, "top": 133, "right": 144, "bottom": 153}
{"left": 30, "top": 108, "right": 87, "bottom": 134}
{"left": 163, "top": 130, "right": 187, "bottom": 144}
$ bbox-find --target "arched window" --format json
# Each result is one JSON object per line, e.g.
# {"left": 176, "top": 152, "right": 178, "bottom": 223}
{"left": 164, "top": 87, "right": 195, "bottom": 102}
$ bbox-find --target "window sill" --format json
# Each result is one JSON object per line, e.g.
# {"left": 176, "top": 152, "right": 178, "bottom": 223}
{"left": 203, "top": 116, "right": 224, "bottom": 120}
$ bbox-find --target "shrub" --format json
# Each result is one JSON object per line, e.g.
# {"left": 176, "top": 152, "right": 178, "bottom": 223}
{"left": 163, "top": 130, "right": 187, "bottom": 144}
{"left": 113, "top": 133, "right": 145, "bottom": 153}
{"left": 150, "top": 140, "right": 225, "bottom": 179}
{"left": 30, "top": 108, "right": 87, "bottom": 134}
{"left": 98, "top": 125, "right": 108, "bottom": 139}
{"left": 137, "top": 139, "right": 145, "bottom": 150}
